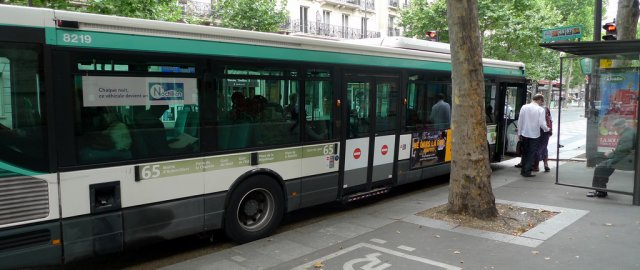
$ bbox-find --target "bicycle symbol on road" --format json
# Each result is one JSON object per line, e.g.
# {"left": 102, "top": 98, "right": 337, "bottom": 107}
{"left": 292, "top": 242, "right": 460, "bottom": 270}
{"left": 343, "top": 252, "right": 390, "bottom": 270}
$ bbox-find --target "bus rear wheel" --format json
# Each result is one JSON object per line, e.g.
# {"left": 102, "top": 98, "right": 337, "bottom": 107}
{"left": 224, "top": 175, "right": 284, "bottom": 243}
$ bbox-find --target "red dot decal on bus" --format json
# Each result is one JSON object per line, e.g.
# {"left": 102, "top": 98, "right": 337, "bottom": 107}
{"left": 381, "top": 145, "right": 389, "bottom": 155}
{"left": 353, "top": 148, "right": 361, "bottom": 159}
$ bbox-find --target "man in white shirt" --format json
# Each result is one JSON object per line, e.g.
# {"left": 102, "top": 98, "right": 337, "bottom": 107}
{"left": 517, "top": 94, "right": 551, "bottom": 177}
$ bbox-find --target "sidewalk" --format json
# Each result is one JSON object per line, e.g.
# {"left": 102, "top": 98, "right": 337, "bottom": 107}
{"left": 163, "top": 159, "right": 640, "bottom": 270}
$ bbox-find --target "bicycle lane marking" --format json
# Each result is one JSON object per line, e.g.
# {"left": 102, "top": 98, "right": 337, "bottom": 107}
{"left": 291, "top": 242, "right": 461, "bottom": 270}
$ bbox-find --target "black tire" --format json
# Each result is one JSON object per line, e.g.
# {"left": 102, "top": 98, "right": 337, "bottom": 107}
{"left": 224, "top": 175, "right": 284, "bottom": 244}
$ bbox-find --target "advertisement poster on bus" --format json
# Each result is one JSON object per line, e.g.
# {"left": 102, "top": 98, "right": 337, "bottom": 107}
{"left": 82, "top": 76, "right": 198, "bottom": 107}
{"left": 597, "top": 69, "right": 639, "bottom": 152}
{"left": 487, "top": 124, "right": 497, "bottom": 145}
{"left": 410, "top": 129, "right": 452, "bottom": 169}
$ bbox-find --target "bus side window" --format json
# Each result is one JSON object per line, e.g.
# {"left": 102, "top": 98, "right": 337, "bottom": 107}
{"left": 73, "top": 71, "right": 200, "bottom": 164}
{"left": 217, "top": 72, "right": 301, "bottom": 150}
{"left": 304, "top": 80, "right": 331, "bottom": 142}
{"left": 0, "top": 46, "right": 49, "bottom": 173}
{"left": 405, "top": 82, "right": 428, "bottom": 131}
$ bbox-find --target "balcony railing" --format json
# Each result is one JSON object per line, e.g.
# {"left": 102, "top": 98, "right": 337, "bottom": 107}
{"left": 389, "top": 0, "right": 399, "bottom": 8}
{"left": 284, "top": 19, "right": 381, "bottom": 40}
{"left": 324, "top": 0, "right": 375, "bottom": 11}
{"left": 180, "top": 0, "right": 212, "bottom": 17}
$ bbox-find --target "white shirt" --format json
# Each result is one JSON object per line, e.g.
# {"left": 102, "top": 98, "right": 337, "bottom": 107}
{"left": 517, "top": 102, "right": 550, "bottom": 138}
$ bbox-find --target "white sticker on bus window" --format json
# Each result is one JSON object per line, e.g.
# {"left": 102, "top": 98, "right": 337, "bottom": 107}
{"left": 81, "top": 76, "right": 198, "bottom": 107}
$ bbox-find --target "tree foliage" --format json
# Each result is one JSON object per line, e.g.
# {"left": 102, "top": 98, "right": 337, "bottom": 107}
{"left": 85, "top": 0, "right": 183, "bottom": 22}
{"left": 2, "top": 0, "right": 72, "bottom": 9}
{"left": 215, "top": 0, "right": 289, "bottom": 32}
{"left": 400, "top": 0, "right": 594, "bottom": 81}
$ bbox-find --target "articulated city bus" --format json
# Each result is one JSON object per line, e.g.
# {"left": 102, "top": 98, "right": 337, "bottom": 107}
{"left": 0, "top": 5, "right": 526, "bottom": 268}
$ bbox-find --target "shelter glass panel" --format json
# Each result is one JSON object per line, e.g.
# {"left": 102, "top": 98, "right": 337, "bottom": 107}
{"left": 556, "top": 56, "right": 638, "bottom": 197}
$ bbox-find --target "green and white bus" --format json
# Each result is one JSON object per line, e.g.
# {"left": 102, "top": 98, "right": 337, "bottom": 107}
{"left": 0, "top": 5, "right": 526, "bottom": 268}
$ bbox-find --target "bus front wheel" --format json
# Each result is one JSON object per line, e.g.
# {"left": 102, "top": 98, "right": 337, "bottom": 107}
{"left": 224, "top": 175, "right": 284, "bottom": 243}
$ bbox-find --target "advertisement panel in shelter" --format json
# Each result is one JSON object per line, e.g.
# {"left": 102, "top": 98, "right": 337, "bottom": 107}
{"left": 597, "top": 69, "right": 639, "bottom": 152}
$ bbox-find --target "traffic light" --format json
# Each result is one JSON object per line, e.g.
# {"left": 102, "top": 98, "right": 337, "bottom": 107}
{"left": 425, "top": 31, "right": 438, "bottom": 41}
{"left": 602, "top": 22, "right": 617, "bottom": 40}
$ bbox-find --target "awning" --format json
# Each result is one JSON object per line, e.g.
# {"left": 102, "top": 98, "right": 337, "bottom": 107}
{"left": 540, "top": 40, "right": 640, "bottom": 56}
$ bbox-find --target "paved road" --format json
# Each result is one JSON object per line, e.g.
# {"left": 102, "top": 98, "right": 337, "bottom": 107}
{"left": 549, "top": 107, "right": 587, "bottom": 160}
{"left": 166, "top": 161, "right": 640, "bottom": 270}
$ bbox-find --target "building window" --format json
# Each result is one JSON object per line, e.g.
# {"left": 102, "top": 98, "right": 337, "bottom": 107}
{"left": 388, "top": 15, "right": 396, "bottom": 36}
{"left": 323, "top": 10, "right": 331, "bottom": 24}
{"left": 342, "top": 14, "right": 349, "bottom": 38}
{"left": 300, "top": 6, "right": 309, "bottom": 33}
{"left": 361, "top": 17, "right": 368, "bottom": 38}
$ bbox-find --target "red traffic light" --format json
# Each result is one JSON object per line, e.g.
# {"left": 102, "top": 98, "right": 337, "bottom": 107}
{"left": 603, "top": 22, "right": 617, "bottom": 32}
{"left": 605, "top": 24, "right": 616, "bottom": 32}
{"left": 602, "top": 22, "right": 617, "bottom": 40}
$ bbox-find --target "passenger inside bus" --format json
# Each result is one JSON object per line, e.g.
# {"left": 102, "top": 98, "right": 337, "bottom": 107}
{"left": 486, "top": 104, "right": 495, "bottom": 123}
{"left": 286, "top": 93, "right": 299, "bottom": 132}
{"left": 132, "top": 105, "right": 171, "bottom": 157}
{"left": 230, "top": 91, "right": 250, "bottom": 122}
{"left": 79, "top": 107, "right": 132, "bottom": 162}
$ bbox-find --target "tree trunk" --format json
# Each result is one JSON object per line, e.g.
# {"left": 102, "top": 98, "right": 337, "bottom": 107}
{"left": 446, "top": 0, "right": 497, "bottom": 219}
{"left": 563, "top": 64, "right": 573, "bottom": 108}
{"left": 616, "top": 0, "right": 639, "bottom": 40}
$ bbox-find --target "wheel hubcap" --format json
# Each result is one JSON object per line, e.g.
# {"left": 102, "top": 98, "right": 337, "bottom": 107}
{"left": 237, "top": 188, "right": 275, "bottom": 232}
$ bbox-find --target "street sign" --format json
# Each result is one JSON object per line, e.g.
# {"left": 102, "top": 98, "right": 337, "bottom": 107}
{"left": 542, "top": 25, "right": 583, "bottom": 42}
{"left": 600, "top": 59, "right": 613, "bottom": 69}
{"left": 353, "top": 148, "right": 361, "bottom": 159}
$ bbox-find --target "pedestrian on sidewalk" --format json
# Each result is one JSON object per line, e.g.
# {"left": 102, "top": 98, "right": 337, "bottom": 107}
{"left": 533, "top": 105, "right": 553, "bottom": 172}
{"left": 587, "top": 118, "right": 636, "bottom": 198}
{"left": 517, "top": 94, "right": 550, "bottom": 177}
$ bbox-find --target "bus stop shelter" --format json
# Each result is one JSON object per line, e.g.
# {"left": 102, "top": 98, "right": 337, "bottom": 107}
{"left": 541, "top": 40, "right": 640, "bottom": 205}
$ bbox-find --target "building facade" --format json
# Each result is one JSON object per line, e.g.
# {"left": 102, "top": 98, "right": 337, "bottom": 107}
{"left": 183, "top": 0, "right": 411, "bottom": 40}
{"left": 282, "top": 0, "right": 411, "bottom": 40}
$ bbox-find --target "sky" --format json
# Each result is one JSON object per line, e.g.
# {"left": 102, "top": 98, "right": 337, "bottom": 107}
{"left": 605, "top": 0, "right": 617, "bottom": 22}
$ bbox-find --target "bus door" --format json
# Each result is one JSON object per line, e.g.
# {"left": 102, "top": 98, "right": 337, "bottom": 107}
{"left": 500, "top": 83, "right": 526, "bottom": 157}
{"left": 342, "top": 76, "right": 399, "bottom": 194}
